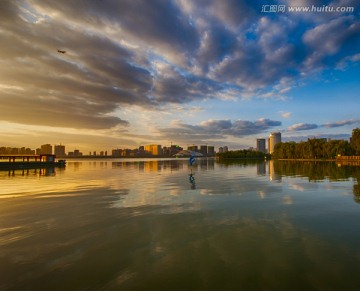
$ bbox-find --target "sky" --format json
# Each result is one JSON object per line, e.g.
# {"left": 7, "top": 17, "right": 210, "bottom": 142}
{"left": 0, "top": 0, "right": 359, "bottom": 152}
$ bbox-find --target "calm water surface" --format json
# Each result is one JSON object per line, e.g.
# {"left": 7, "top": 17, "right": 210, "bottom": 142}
{"left": 1, "top": 159, "right": 360, "bottom": 290}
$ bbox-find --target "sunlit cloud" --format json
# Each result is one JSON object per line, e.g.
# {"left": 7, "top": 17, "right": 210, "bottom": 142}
{"left": 288, "top": 123, "right": 318, "bottom": 131}
{"left": 280, "top": 111, "right": 292, "bottom": 119}
{"left": 0, "top": 0, "right": 359, "bottom": 150}
{"left": 322, "top": 119, "right": 360, "bottom": 128}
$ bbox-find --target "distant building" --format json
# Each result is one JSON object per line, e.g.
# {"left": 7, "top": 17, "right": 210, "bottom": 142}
{"left": 162, "top": 145, "right": 182, "bottom": 156}
{"left": 207, "top": 146, "right": 215, "bottom": 157}
{"left": 112, "top": 149, "right": 122, "bottom": 156}
{"left": 122, "top": 149, "right": 132, "bottom": 156}
{"left": 54, "top": 145, "right": 66, "bottom": 157}
{"left": 200, "top": 145, "right": 208, "bottom": 156}
{"left": 41, "top": 144, "right": 52, "bottom": 155}
{"left": 68, "top": 149, "right": 82, "bottom": 156}
{"left": 145, "top": 145, "right": 162, "bottom": 156}
{"left": 218, "top": 146, "right": 228, "bottom": 153}
{"left": 187, "top": 145, "right": 198, "bottom": 152}
{"left": 268, "top": 132, "right": 281, "bottom": 154}
{"left": 256, "top": 138, "right": 266, "bottom": 153}
{"left": 170, "top": 145, "right": 182, "bottom": 156}
{"left": 174, "top": 150, "right": 203, "bottom": 157}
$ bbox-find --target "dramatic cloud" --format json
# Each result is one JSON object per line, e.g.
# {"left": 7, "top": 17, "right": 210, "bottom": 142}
{"left": 287, "top": 119, "right": 359, "bottom": 132}
{"left": 0, "top": 0, "right": 359, "bottom": 140}
{"left": 283, "top": 133, "right": 351, "bottom": 143}
{"left": 159, "top": 118, "right": 282, "bottom": 142}
{"left": 322, "top": 119, "right": 360, "bottom": 128}
{"left": 288, "top": 123, "right": 318, "bottom": 131}
{"left": 303, "top": 15, "right": 360, "bottom": 69}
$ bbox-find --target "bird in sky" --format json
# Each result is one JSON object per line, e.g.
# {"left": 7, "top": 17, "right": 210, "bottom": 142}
{"left": 57, "top": 49, "right": 66, "bottom": 54}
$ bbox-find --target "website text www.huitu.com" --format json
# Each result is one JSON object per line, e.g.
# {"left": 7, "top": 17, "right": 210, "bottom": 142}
{"left": 261, "top": 5, "right": 354, "bottom": 13}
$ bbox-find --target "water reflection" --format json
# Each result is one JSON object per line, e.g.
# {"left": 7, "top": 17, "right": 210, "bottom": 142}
{"left": 256, "top": 162, "right": 266, "bottom": 175}
{"left": 271, "top": 160, "right": 358, "bottom": 181}
{"left": 111, "top": 158, "right": 215, "bottom": 172}
{"left": 1, "top": 159, "right": 360, "bottom": 290}
{"left": 0, "top": 167, "right": 61, "bottom": 177}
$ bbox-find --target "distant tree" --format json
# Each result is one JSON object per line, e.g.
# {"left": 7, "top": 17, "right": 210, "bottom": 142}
{"left": 351, "top": 128, "right": 360, "bottom": 155}
{"left": 272, "top": 133, "right": 354, "bottom": 159}
{"left": 216, "top": 149, "right": 266, "bottom": 160}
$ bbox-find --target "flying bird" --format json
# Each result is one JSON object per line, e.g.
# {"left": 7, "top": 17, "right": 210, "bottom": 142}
{"left": 57, "top": 49, "right": 66, "bottom": 54}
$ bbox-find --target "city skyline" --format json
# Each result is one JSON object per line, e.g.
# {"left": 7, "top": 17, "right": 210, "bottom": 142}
{"left": 1, "top": 1, "right": 359, "bottom": 152}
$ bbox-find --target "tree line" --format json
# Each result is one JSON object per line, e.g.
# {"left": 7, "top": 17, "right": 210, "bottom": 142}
{"left": 273, "top": 128, "right": 360, "bottom": 159}
{"left": 216, "top": 149, "right": 268, "bottom": 160}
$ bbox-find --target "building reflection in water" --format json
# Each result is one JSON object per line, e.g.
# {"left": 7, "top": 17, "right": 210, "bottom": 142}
{"left": 269, "top": 160, "right": 282, "bottom": 182}
{"left": 1, "top": 167, "right": 58, "bottom": 177}
{"left": 257, "top": 161, "right": 266, "bottom": 176}
{"left": 111, "top": 158, "right": 215, "bottom": 173}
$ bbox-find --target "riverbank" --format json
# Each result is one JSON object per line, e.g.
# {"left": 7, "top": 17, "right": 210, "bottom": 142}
{"left": 61, "top": 155, "right": 215, "bottom": 159}
{"left": 276, "top": 156, "right": 360, "bottom": 166}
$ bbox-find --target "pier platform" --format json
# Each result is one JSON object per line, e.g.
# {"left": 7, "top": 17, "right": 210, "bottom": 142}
{"left": 0, "top": 154, "right": 66, "bottom": 170}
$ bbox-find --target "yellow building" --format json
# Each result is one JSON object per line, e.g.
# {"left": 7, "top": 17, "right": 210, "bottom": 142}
{"left": 268, "top": 132, "right": 281, "bottom": 154}
{"left": 145, "top": 145, "right": 162, "bottom": 156}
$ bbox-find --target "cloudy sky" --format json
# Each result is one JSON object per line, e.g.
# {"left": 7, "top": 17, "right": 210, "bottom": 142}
{"left": 1, "top": 0, "right": 359, "bottom": 152}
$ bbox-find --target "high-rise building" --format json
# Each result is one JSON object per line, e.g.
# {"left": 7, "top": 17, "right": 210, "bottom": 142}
{"left": 268, "top": 132, "right": 281, "bottom": 154}
{"left": 40, "top": 144, "right": 52, "bottom": 155}
{"left": 256, "top": 138, "right": 266, "bottom": 153}
{"left": 145, "top": 145, "right": 162, "bottom": 156}
{"left": 200, "top": 145, "right": 208, "bottom": 156}
{"left": 207, "top": 146, "right": 215, "bottom": 157}
{"left": 54, "top": 145, "right": 66, "bottom": 157}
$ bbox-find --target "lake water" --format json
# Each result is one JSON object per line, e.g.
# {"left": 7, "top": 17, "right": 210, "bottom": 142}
{"left": 1, "top": 158, "right": 360, "bottom": 290}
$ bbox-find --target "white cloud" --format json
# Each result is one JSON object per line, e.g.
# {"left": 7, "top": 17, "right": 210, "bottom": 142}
{"left": 280, "top": 111, "right": 292, "bottom": 118}
{"left": 288, "top": 123, "right": 318, "bottom": 131}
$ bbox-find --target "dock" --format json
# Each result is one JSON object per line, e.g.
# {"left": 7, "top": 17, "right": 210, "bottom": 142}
{"left": 0, "top": 154, "right": 66, "bottom": 170}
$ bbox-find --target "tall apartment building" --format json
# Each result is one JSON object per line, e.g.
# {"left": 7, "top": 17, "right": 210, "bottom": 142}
{"left": 256, "top": 138, "right": 266, "bottom": 153}
{"left": 207, "top": 146, "right": 215, "bottom": 156}
{"left": 145, "top": 145, "right": 162, "bottom": 156}
{"left": 200, "top": 145, "right": 208, "bottom": 156}
{"left": 268, "top": 132, "right": 281, "bottom": 154}
{"left": 40, "top": 144, "right": 53, "bottom": 155}
{"left": 54, "top": 145, "right": 66, "bottom": 157}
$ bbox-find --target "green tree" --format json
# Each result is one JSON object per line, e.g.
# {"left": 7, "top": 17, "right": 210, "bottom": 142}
{"left": 351, "top": 128, "right": 360, "bottom": 155}
{"left": 272, "top": 133, "right": 355, "bottom": 159}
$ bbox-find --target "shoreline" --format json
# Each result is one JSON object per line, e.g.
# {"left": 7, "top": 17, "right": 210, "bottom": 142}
{"left": 58, "top": 156, "right": 216, "bottom": 159}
